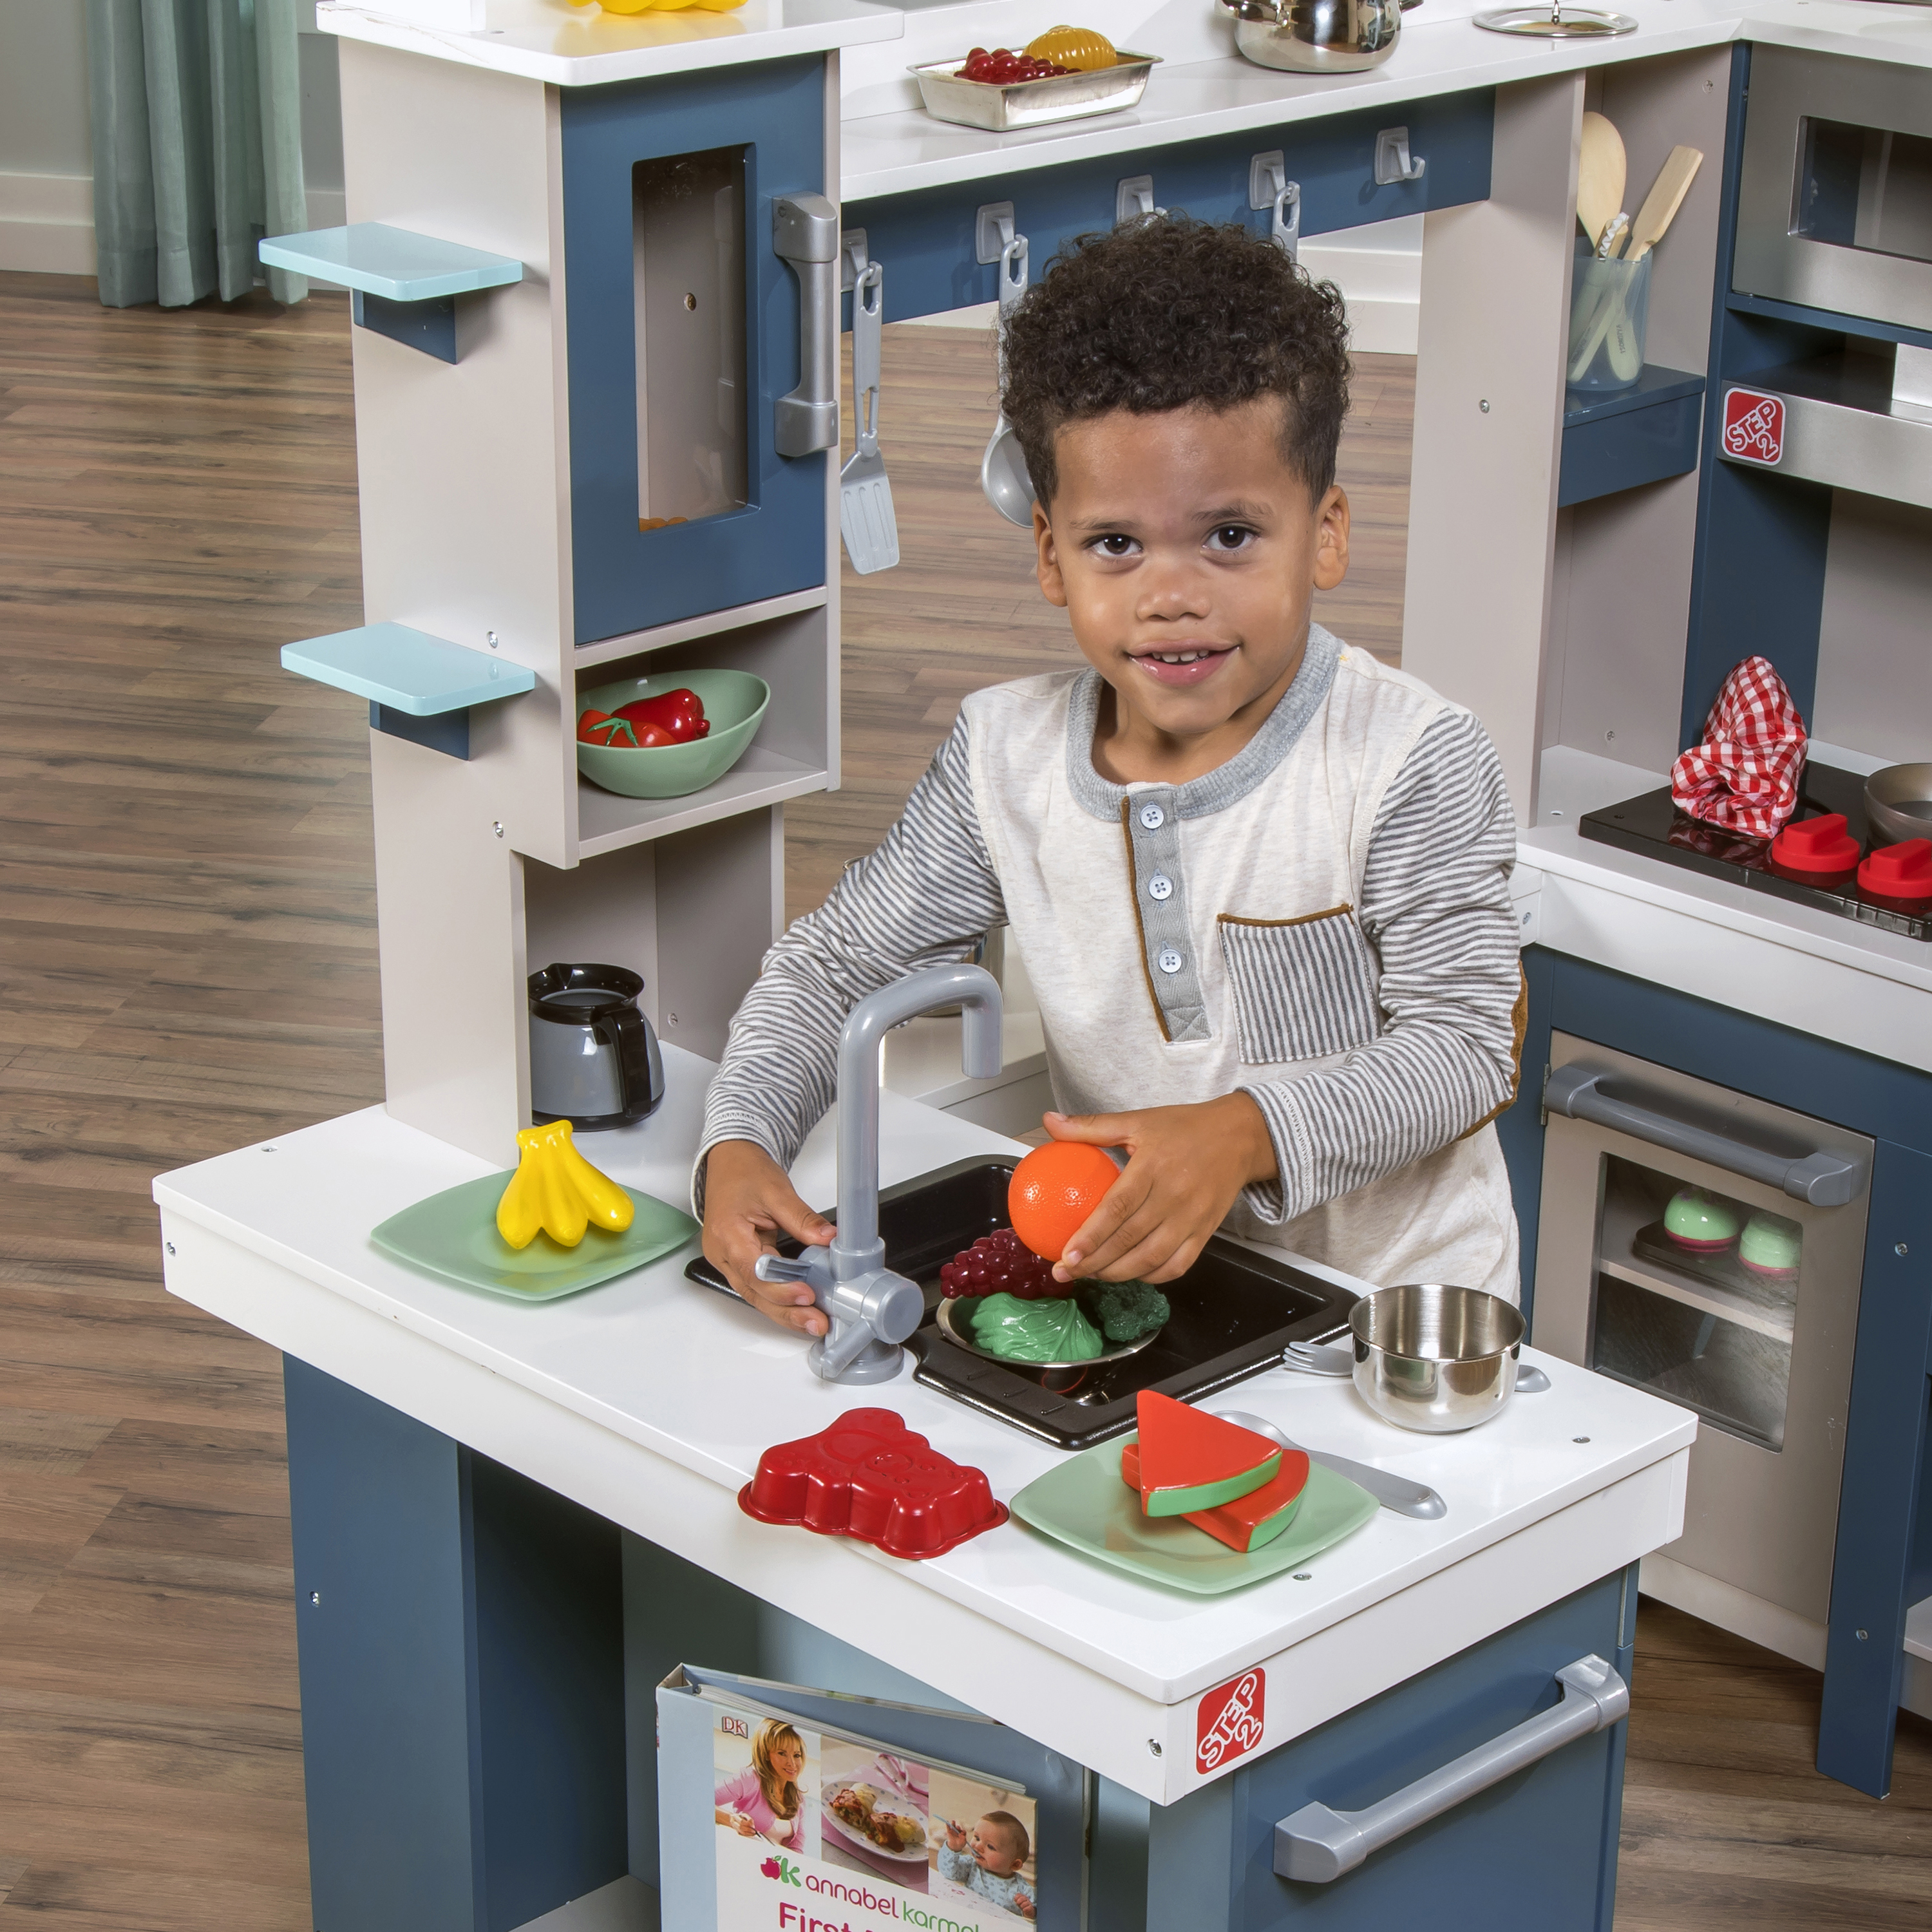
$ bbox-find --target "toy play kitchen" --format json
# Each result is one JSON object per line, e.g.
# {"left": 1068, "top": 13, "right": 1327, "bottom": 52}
{"left": 151, "top": 2, "right": 1932, "bottom": 1928}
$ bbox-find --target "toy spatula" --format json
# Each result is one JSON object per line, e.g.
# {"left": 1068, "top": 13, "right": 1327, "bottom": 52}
{"left": 840, "top": 257, "right": 899, "bottom": 575}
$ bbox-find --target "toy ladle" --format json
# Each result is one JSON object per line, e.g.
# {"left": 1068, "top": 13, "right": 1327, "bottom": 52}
{"left": 755, "top": 962, "right": 1004, "bottom": 1383}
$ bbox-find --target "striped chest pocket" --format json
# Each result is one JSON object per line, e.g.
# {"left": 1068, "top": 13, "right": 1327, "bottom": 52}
{"left": 1217, "top": 906, "right": 1383, "bottom": 1065}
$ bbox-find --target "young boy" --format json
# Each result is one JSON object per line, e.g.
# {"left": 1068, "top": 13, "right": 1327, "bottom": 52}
{"left": 699, "top": 218, "right": 1522, "bottom": 1332}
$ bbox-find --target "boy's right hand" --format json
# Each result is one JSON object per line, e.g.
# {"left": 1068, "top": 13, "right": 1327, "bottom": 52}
{"left": 944, "top": 1821, "right": 968, "bottom": 1852}
{"left": 701, "top": 1139, "right": 836, "bottom": 1336}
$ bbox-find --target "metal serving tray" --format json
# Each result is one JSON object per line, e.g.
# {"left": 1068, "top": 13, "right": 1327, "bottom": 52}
{"left": 910, "top": 54, "right": 1161, "bottom": 133}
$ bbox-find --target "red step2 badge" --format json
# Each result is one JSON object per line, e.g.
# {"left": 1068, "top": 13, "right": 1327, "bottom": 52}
{"left": 1197, "top": 1667, "right": 1265, "bottom": 1773}
{"left": 1721, "top": 388, "right": 1785, "bottom": 466}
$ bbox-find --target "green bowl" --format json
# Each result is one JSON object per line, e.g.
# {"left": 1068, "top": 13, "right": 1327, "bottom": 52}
{"left": 576, "top": 668, "right": 770, "bottom": 800}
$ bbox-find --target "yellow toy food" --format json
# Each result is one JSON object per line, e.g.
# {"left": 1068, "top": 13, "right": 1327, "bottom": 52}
{"left": 496, "top": 1121, "right": 636, "bottom": 1250}
{"left": 1023, "top": 25, "right": 1117, "bottom": 70}
{"left": 600, "top": 0, "right": 746, "bottom": 13}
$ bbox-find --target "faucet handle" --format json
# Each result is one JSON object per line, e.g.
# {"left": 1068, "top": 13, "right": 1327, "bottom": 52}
{"left": 755, "top": 1253, "right": 821, "bottom": 1286}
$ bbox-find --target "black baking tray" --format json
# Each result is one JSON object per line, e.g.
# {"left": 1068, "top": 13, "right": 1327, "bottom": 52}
{"left": 1578, "top": 760, "right": 1932, "bottom": 941}
{"left": 685, "top": 1156, "right": 1356, "bottom": 1451}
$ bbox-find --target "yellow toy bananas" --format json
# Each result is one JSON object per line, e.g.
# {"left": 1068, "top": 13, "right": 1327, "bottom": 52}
{"left": 496, "top": 1121, "right": 636, "bottom": 1251}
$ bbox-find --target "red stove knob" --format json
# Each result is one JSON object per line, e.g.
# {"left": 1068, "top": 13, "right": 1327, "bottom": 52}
{"left": 1769, "top": 812, "right": 1861, "bottom": 876}
{"left": 1858, "top": 837, "right": 1932, "bottom": 902}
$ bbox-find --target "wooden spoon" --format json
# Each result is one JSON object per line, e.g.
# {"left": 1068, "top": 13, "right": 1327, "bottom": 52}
{"left": 1577, "top": 111, "right": 1626, "bottom": 252}
{"left": 1622, "top": 145, "right": 1705, "bottom": 262}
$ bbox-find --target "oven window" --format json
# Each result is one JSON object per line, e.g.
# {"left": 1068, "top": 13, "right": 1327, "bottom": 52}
{"left": 1794, "top": 118, "right": 1932, "bottom": 266}
{"left": 632, "top": 146, "right": 748, "bottom": 531}
{"left": 1587, "top": 1155, "right": 1799, "bottom": 1452}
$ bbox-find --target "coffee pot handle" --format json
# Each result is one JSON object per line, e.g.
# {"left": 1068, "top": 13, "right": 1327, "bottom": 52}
{"left": 598, "top": 1001, "right": 659, "bottom": 1116}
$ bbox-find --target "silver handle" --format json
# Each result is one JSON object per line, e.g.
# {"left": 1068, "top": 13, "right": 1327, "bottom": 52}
{"left": 773, "top": 191, "right": 838, "bottom": 458}
{"left": 1274, "top": 1655, "right": 1628, "bottom": 1884}
{"left": 1543, "top": 1063, "right": 1867, "bottom": 1207}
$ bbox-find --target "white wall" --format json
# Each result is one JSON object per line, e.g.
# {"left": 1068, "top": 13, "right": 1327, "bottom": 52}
{"left": 0, "top": 5, "right": 346, "bottom": 277}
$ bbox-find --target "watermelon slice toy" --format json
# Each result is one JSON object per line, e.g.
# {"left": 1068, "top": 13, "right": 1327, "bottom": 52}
{"left": 1133, "top": 1390, "right": 1280, "bottom": 1518}
{"left": 1121, "top": 1439, "right": 1312, "bottom": 1553}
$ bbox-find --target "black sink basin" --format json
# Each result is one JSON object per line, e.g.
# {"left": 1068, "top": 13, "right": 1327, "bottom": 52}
{"left": 685, "top": 1157, "right": 1356, "bottom": 1451}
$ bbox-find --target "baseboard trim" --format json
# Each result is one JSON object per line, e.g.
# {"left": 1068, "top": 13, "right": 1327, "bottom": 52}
{"left": 513, "top": 1875, "right": 658, "bottom": 1932}
{"left": 1640, "top": 1553, "right": 1828, "bottom": 1671}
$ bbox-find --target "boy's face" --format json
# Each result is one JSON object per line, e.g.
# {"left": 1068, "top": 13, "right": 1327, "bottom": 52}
{"left": 972, "top": 1819, "right": 1023, "bottom": 1875}
{"left": 1032, "top": 396, "right": 1348, "bottom": 752}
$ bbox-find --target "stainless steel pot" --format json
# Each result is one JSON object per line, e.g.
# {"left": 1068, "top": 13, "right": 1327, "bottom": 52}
{"left": 1348, "top": 1283, "right": 1525, "bottom": 1433}
{"left": 1224, "top": 0, "right": 1415, "bottom": 75}
{"left": 1864, "top": 762, "right": 1932, "bottom": 848}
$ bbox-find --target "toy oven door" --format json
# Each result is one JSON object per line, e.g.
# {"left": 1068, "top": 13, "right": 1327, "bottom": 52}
{"left": 1531, "top": 1032, "right": 1872, "bottom": 1635}
{"left": 560, "top": 57, "right": 830, "bottom": 647}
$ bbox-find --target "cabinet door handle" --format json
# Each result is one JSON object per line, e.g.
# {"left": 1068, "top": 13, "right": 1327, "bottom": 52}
{"left": 772, "top": 192, "right": 839, "bottom": 458}
{"left": 1542, "top": 1063, "right": 1868, "bottom": 1207}
{"left": 1274, "top": 1655, "right": 1629, "bottom": 1884}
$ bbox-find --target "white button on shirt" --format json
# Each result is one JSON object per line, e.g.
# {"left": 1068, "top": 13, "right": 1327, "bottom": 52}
{"left": 1148, "top": 873, "right": 1173, "bottom": 902}
{"left": 1139, "top": 803, "right": 1165, "bottom": 830}
{"left": 1157, "top": 948, "right": 1184, "bottom": 974}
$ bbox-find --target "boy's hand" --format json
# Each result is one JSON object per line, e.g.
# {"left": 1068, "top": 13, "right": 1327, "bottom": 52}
{"left": 1045, "top": 1094, "right": 1276, "bottom": 1285}
{"left": 945, "top": 1821, "right": 968, "bottom": 1851}
{"left": 701, "top": 1139, "right": 836, "bottom": 1336}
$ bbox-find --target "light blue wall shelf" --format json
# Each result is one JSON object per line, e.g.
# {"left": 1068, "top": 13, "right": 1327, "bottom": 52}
{"left": 258, "top": 223, "right": 524, "bottom": 301}
{"left": 283, "top": 624, "right": 536, "bottom": 715}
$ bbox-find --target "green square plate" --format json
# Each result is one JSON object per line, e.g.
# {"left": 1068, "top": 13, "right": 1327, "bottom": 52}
{"left": 371, "top": 1172, "right": 699, "bottom": 1301}
{"left": 1009, "top": 1435, "right": 1379, "bottom": 1595}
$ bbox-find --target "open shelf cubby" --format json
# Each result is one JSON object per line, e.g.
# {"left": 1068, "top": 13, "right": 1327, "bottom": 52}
{"left": 569, "top": 600, "right": 832, "bottom": 860}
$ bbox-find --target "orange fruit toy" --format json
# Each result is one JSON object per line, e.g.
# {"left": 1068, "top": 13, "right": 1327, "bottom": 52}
{"left": 1008, "top": 1141, "right": 1120, "bottom": 1262}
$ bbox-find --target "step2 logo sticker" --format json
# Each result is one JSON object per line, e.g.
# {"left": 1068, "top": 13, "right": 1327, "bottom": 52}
{"left": 1197, "top": 1667, "right": 1265, "bottom": 1773}
{"left": 1722, "top": 388, "right": 1785, "bottom": 466}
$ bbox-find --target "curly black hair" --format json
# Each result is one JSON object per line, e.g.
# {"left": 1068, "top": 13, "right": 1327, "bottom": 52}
{"left": 999, "top": 216, "right": 1351, "bottom": 509}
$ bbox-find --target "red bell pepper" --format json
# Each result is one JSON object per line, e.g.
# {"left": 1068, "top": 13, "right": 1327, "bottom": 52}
{"left": 578, "top": 708, "right": 677, "bottom": 750}
{"left": 614, "top": 687, "right": 710, "bottom": 743}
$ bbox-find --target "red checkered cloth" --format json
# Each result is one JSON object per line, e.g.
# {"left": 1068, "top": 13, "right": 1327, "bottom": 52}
{"left": 1669, "top": 656, "right": 1807, "bottom": 840}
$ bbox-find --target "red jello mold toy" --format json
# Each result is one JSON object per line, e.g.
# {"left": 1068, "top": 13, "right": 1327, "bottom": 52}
{"left": 1768, "top": 812, "right": 1860, "bottom": 877}
{"left": 738, "top": 1408, "right": 1007, "bottom": 1559}
{"left": 1859, "top": 838, "right": 1932, "bottom": 902}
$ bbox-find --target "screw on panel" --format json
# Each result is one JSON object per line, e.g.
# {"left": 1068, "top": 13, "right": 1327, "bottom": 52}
{"left": 1147, "top": 1739, "right": 1162, "bottom": 1756}
{"left": 1479, "top": 399, "right": 1491, "bottom": 413}
{"left": 1293, "top": 1572, "right": 1312, "bottom": 1582}
{"left": 1898, "top": 1244, "right": 1909, "bottom": 1256}
{"left": 1857, "top": 1629, "right": 1869, "bottom": 1641}
{"left": 310, "top": 1591, "right": 321, "bottom": 1605}
{"left": 493, "top": 822, "right": 505, "bottom": 839}
{"left": 1574, "top": 1436, "right": 1591, "bottom": 1443}
{"left": 487, "top": 630, "right": 499, "bottom": 649}
{"left": 165, "top": 1241, "right": 176, "bottom": 1256}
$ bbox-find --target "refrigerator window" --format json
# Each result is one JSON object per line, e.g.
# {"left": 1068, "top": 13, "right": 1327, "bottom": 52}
{"left": 1587, "top": 1155, "right": 1799, "bottom": 1452}
{"left": 632, "top": 146, "right": 748, "bottom": 529}
{"left": 1794, "top": 118, "right": 1932, "bottom": 266}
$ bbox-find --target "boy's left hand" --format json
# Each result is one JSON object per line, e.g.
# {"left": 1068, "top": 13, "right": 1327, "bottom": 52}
{"left": 1045, "top": 1094, "right": 1276, "bottom": 1285}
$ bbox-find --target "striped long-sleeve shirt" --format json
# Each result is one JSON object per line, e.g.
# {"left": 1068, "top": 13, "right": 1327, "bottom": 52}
{"left": 699, "top": 627, "right": 1525, "bottom": 1298}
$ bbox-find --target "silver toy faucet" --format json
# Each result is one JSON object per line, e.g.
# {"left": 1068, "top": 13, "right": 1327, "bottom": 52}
{"left": 755, "top": 961, "right": 1004, "bottom": 1383}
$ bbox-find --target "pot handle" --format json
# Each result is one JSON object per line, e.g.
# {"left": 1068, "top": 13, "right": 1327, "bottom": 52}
{"left": 1274, "top": 1655, "right": 1628, "bottom": 1884}
{"left": 1542, "top": 1063, "right": 1867, "bottom": 1206}
{"left": 597, "top": 1002, "right": 659, "bottom": 1117}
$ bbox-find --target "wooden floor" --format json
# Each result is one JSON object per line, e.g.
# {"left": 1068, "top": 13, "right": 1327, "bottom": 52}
{"left": 0, "top": 271, "right": 1927, "bottom": 1929}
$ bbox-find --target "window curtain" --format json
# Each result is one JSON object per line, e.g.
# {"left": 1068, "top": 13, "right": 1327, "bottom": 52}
{"left": 86, "top": 0, "right": 308, "bottom": 308}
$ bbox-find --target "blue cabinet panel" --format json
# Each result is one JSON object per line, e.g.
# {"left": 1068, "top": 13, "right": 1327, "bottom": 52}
{"left": 561, "top": 60, "right": 828, "bottom": 645}
{"left": 1819, "top": 1150, "right": 1932, "bottom": 1797}
{"left": 1228, "top": 1568, "right": 1636, "bottom": 1929}
{"left": 1511, "top": 950, "right": 1932, "bottom": 1798}
{"left": 1558, "top": 369, "right": 1705, "bottom": 509}
{"left": 283, "top": 1359, "right": 628, "bottom": 1932}
{"left": 843, "top": 90, "right": 1493, "bottom": 323}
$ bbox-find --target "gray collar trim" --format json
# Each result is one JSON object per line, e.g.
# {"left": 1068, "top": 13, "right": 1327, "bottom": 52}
{"left": 1064, "top": 623, "right": 1343, "bottom": 822}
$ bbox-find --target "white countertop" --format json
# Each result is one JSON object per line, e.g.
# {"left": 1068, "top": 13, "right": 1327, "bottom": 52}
{"left": 318, "top": 1, "right": 1932, "bottom": 140}
{"left": 154, "top": 1041, "right": 1692, "bottom": 1802}
{"left": 316, "top": 0, "right": 905, "bottom": 86}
